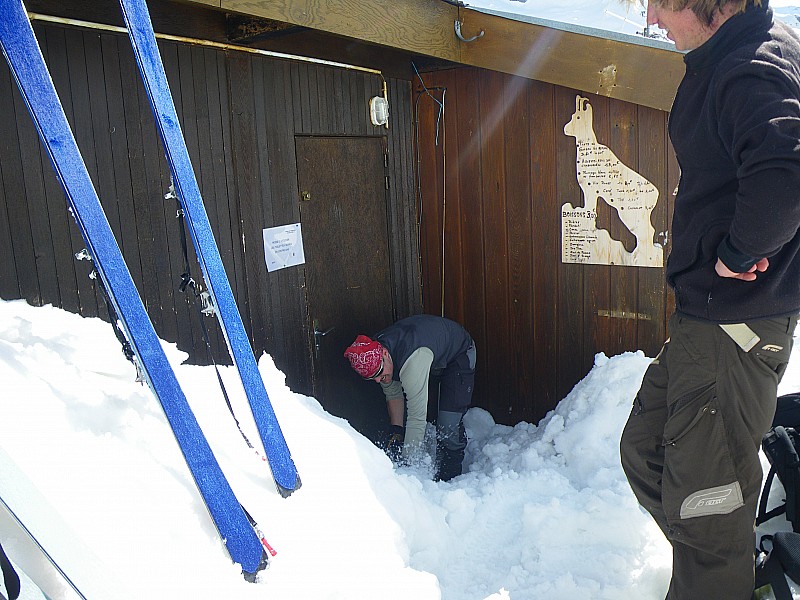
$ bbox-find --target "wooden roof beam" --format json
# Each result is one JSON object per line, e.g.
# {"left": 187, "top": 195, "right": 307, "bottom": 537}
{"left": 187, "top": 0, "right": 460, "bottom": 60}
{"left": 226, "top": 15, "right": 306, "bottom": 43}
{"left": 459, "top": 9, "right": 685, "bottom": 112}
{"left": 181, "top": 0, "right": 684, "bottom": 111}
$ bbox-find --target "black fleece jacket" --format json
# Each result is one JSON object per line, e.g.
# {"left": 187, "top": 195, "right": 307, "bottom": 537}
{"left": 667, "top": 1, "right": 800, "bottom": 322}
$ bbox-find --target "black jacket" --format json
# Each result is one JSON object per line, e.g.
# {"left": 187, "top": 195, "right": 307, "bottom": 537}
{"left": 668, "top": 1, "right": 800, "bottom": 322}
{"left": 375, "top": 315, "right": 472, "bottom": 378}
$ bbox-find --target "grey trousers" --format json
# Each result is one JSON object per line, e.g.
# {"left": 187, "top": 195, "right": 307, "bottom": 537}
{"left": 620, "top": 313, "right": 796, "bottom": 600}
{"left": 434, "top": 342, "right": 476, "bottom": 481}
{"left": 436, "top": 340, "right": 477, "bottom": 451}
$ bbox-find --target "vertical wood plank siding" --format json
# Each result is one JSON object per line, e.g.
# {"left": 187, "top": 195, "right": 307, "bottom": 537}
{"left": 0, "top": 21, "right": 420, "bottom": 398}
{"left": 0, "top": 19, "right": 680, "bottom": 426}
{"left": 416, "top": 67, "right": 676, "bottom": 425}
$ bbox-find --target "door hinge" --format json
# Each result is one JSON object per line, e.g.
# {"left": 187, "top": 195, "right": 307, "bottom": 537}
{"left": 385, "top": 175, "right": 390, "bottom": 190}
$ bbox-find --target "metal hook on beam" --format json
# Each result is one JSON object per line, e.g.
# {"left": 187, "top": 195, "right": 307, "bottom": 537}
{"left": 454, "top": 20, "right": 484, "bottom": 43}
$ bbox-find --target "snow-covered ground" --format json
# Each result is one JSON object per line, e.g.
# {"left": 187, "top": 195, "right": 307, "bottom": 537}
{"left": 1, "top": 297, "right": 798, "bottom": 599}
{"left": 7, "top": 2, "right": 800, "bottom": 599}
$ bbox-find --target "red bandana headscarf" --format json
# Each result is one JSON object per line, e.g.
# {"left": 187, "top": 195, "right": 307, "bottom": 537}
{"left": 344, "top": 335, "right": 383, "bottom": 378}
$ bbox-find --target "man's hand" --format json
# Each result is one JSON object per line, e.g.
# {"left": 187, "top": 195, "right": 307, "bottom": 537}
{"left": 715, "top": 257, "right": 769, "bottom": 281}
{"left": 384, "top": 425, "right": 405, "bottom": 463}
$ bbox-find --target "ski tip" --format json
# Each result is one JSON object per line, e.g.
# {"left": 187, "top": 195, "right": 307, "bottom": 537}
{"left": 275, "top": 474, "right": 302, "bottom": 499}
{"left": 241, "top": 549, "right": 271, "bottom": 583}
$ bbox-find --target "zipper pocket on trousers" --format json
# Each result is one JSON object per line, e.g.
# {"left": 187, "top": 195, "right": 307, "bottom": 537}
{"left": 632, "top": 395, "right": 643, "bottom": 416}
{"left": 664, "top": 400, "right": 716, "bottom": 446}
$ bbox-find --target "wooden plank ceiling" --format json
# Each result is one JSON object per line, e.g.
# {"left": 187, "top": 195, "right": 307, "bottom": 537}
{"left": 182, "top": 0, "right": 685, "bottom": 111}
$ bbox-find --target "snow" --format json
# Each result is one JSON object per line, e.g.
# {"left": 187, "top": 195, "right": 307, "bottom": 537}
{"left": 5, "top": 0, "right": 800, "bottom": 598}
{"left": 6, "top": 6, "right": 800, "bottom": 598}
{"left": 465, "top": 0, "right": 800, "bottom": 42}
{"left": 1, "top": 297, "right": 799, "bottom": 599}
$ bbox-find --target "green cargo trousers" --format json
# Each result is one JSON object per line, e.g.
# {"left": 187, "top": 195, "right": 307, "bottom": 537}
{"left": 620, "top": 313, "right": 796, "bottom": 600}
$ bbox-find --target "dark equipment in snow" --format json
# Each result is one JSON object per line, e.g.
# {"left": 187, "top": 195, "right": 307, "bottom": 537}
{"left": 757, "top": 394, "right": 800, "bottom": 533}
{"left": 757, "top": 425, "right": 800, "bottom": 533}
{"left": 0, "top": 541, "right": 20, "bottom": 600}
{"left": 753, "top": 394, "right": 800, "bottom": 599}
{"left": 754, "top": 531, "right": 800, "bottom": 600}
{"left": 772, "top": 392, "right": 800, "bottom": 430}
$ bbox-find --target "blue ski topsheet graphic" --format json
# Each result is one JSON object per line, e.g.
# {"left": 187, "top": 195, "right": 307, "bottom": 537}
{"left": 0, "top": 0, "right": 266, "bottom": 575}
{"left": 118, "top": 0, "right": 300, "bottom": 496}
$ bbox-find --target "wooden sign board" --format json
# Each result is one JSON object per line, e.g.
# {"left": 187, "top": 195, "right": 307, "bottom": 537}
{"left": 562, "top": 95, "right": 664, "bottom": 268}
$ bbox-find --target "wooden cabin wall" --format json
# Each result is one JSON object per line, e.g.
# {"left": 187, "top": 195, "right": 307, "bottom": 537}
{"left": 0, "top": 20, "right": 420, "bottom": 397}
{"left": 415, "top": 67, "right": 678, "bottom": 426}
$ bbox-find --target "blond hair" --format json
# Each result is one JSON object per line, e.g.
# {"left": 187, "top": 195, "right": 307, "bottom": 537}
{"left": 622, "top": 0, "right": 761, "bottom": 26}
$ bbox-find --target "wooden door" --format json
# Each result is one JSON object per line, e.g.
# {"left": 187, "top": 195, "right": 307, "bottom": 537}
{"left": 295, "top": 135, "right": 394, "bottom": 437}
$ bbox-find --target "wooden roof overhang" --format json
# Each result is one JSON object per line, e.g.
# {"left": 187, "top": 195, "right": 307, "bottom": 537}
{"left": 182, "top": 0, "right": 685, "bottom": 112}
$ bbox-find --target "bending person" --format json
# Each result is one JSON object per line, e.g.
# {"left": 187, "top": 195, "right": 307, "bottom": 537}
{"left": 344, "top": 315, "right": 476, "bottom": 481}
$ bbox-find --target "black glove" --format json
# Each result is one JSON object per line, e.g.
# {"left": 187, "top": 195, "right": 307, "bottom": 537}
{"left": 384, "top": 425, "right": 405, "bottom": 463}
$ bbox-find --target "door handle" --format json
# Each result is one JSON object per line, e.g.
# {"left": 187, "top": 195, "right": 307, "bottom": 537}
{"left": 313, "top": 321, "right": 334, "bottom": 357}
{"left": 314, "top": 325, "right": 334, "bottom": 338}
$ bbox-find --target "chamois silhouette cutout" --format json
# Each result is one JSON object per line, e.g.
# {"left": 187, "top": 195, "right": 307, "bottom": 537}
{"left": 563, "top": 95, "right": 663, "bottom": 267}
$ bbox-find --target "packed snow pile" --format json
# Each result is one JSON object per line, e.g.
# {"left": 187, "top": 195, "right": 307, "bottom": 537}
{"left": 2, "top": 298, "right": 798, "bottom": 599}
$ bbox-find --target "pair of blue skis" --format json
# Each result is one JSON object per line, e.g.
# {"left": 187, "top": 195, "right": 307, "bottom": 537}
{"left": 0, "top": 0, "right": 299, "bottom": 579}
{"left": 116, "top": 0, "right": 300, "bottom": 498}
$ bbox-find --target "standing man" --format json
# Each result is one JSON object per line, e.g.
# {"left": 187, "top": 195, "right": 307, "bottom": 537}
{"left": 620, "top": 0, "right": 800, "bottom": 598}
{"left": 344, "top": 315, "right": 476, "bottom": 481}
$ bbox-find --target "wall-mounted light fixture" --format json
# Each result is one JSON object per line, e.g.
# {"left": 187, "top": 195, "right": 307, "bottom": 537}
{"left": 369, "top": 78, "right": 389, "bottom": 128}
{"left": 369, "top": 95, "right": 389, "bottom": 127}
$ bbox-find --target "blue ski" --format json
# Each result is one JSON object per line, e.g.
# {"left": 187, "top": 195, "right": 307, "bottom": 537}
{"left": 118, "top": 0, "right": 300, "bottom": 497}
{"left": 0, "top": 0, "right": 267, "bottom": 576}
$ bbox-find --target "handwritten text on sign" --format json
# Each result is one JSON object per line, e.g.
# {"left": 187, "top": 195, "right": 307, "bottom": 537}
{"left": 562, "top": 95, "right": 663, "bottom": 267}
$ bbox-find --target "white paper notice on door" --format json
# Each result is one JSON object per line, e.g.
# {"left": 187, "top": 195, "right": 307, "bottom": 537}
{"left": 263, "top": 223, "right": 306, "bottom": 272}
